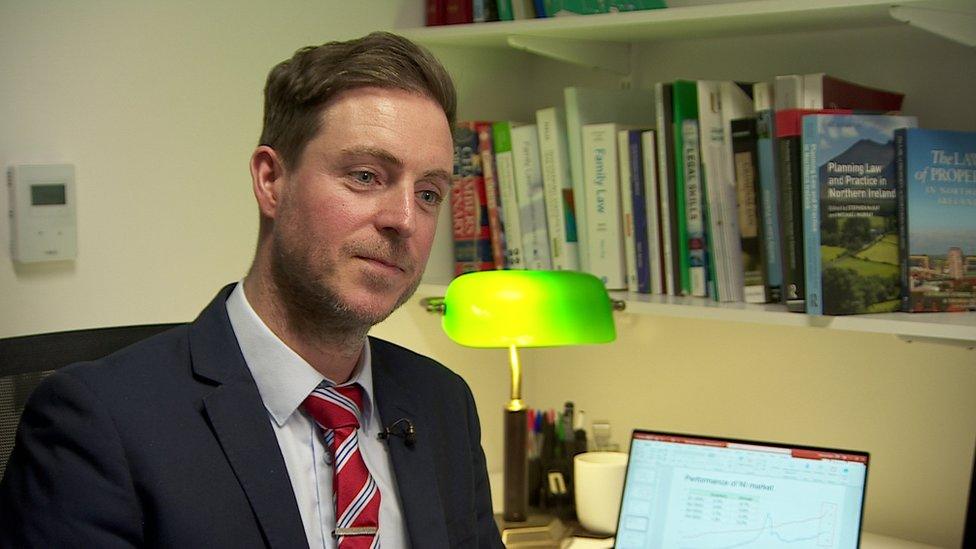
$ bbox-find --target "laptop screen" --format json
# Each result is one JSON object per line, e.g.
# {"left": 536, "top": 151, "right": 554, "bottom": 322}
{"left": 614, "top": 430, "right": 869, "bottom": 549}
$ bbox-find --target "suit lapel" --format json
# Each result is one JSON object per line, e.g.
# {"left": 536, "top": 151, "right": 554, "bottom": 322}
{"left": 191, "top": 285, "right": 308, "bottom": 549}
{"left": 371, "top": 340, "right": 450, "bottom": 548}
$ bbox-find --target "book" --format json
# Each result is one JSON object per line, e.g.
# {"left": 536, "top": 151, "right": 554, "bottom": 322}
{"left": 451, "top": 122, "right": 495, "bottom": 276}
{"left": 582, "top": 122, "right": 629, "bottom": 289}
{"left": 672, "top": 80, "right": 705, "bottom": 296}
{"left": 731, "top": 117, "right": 769, "bottom": 303}
{"left": 802, "top": 73, "right": 905, "bottom": 111}
{"left": 536, "top": 106, "right": 580, "bottom": 271}
{"left": 697, "top": 80, "right": 753, "bottom": 302}
{"left": 774, "top": 73, "right": 905, "bottom": 112}
{"left": 492, "top": 121, "right": 526, "bottom": 269}
{"left": 426, "top": 0, "right": 447, "bottom": 26}
{"left": 476, "top": 121, "right": 507, "bottom": 269}
{"left": 510, "top": 124, "right": 553, "bottom": 270}
{"left": 654, "top": 82, "right": 680, "bottom": 295}
{"left": 896, "top": 128, "right": 976, "bottom": 312}
{"left": 754, "top": 83, "right": 783, "bottom": 303}
{"left": 473, "top": 0, "right": 500, "bottom": 22}
{"left": 802, "top": 113, "right": 917, "bottom": 315}
{"left": 544, "top": 0, "right": 667, "bottom": 15}
{"left": 641, "top": 130, "right": 664, "bottom": 294}
{"left": 564, "top": 86, "right": 655, "bottom": 273}
{"left": 444, "top": 0, "right": 474, "bottom": 24}
{"left": 776, "top": 108, "right": 853, "bottom": 311}
{"left": 618, "top": 128, "right": 640, "bottom": 291}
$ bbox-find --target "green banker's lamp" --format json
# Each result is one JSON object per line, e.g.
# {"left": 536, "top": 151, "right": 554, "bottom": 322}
{"left": 423, "top": 270, "right": 622, "bottom": 528}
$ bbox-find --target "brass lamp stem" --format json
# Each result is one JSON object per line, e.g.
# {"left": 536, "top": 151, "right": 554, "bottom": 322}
{"left": 507, "top": 344, "right": 524, "bottom": 411}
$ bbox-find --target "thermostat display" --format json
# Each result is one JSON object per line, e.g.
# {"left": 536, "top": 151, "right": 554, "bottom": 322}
{"left": 8, "top": 163, "right": 77, "bottom": 263}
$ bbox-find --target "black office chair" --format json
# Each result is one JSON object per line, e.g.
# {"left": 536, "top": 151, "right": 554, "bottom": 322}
{"left": 0, "top": 324, "right": 183, "bottom": 477}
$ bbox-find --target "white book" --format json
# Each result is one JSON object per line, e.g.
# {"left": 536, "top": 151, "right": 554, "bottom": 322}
{"left": 697, "top": 80, "right": 752, "bottom": 302}
{"left": 510, "top": 124, "right": 552, "bottom": 270}
{"left": 618, "top": 129, "right": 638, "bottom": 291}
{"left": 641, "top": 129, "right": 664, "bottom": 295}
{"left": 654, "top": 82, "right": 677, "bottom": 295}
{"left": 535, "top": 106, "right": 580, "bottom": 271}
{"left": 697, "top": 80, "right": 731, "bottom": 301}
{"left": 773, "top": 74, "right": 803, "bottom": 110}
{"left": 720, "top": 81, "right": 756, "bottom": 302}
{"left": 564, "top": 87, "right": 655, "bottom": 273}
{"left": 582, "top": 122, "right": 627, "bottom": 290}
{"left": 491, "top": 121, "right": 525, "bottom": 269}
{"left": 681, "top": 119, "right": 707, "bottom": 298}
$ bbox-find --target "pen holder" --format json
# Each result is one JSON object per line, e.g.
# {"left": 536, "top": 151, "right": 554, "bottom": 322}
{"left": 530, "top": 437, "right": 586, "bottom": 519}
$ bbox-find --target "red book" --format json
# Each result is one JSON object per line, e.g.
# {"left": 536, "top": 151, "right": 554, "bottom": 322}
{"left": 426, "top": 0, "right": 446, "bottom": 26}
{"left": 444, "top": 0, "right": 473, "bottom": 24}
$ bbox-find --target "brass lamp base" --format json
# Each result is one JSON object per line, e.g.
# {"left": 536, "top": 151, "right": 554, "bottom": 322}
{"left": 494, "top": 513, "right": 568, "bottom": 548}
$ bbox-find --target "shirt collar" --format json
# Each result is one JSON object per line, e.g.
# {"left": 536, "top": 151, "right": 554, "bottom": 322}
{"left": 224, "top": 281, "right": 376, "bottom": 428}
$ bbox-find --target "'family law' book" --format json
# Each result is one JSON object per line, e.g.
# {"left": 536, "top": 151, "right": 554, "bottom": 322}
{"left": 896, "top": 128, "right": 976, "bottom": 312}
{"left": 802, "top": 113, "right": 917, "bottom": 315}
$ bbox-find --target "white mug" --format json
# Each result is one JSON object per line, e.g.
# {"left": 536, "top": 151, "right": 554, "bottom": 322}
{"left": 574, "top": 451, "right": 629, "bottom": 535}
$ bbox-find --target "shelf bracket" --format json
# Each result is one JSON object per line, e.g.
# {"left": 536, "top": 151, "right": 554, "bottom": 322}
{"left": 890, "top": 3, "right": 976, "bottom": 48}
{"left": 505, "top": 35, "right": 631, "bottom": 75}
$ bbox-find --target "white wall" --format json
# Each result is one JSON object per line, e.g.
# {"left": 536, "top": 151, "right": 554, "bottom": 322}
{"left": 0, "top": 0, "right": 424, "bottom": 337}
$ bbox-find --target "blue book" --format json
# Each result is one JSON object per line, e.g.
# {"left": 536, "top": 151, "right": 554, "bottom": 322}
{"left": 756, "top": 109, "right": 783, "bottom": 302}
{"left": 801, "top": 114, "right": 917, "bottom": 315}
{"left": 896, "top": 128, "right": 976, "bottom": 312}
{"left": 628, "top": 129, "right": 651, "bottom": 293}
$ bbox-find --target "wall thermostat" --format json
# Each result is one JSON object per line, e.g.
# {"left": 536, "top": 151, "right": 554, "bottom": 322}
{"left": 8, "top": 163, "right": 77, "bottom": 263}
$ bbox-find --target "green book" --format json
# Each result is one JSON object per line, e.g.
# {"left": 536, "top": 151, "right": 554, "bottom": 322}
{"left": 671, "top": 80, "right": 699, "bottom": 296}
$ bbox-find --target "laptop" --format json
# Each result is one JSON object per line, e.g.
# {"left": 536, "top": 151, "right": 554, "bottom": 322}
{"left": 613, "top": 430, "right": 869, "bottom": 549}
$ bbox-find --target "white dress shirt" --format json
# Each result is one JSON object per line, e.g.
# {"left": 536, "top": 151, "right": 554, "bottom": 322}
{"left": 225, "top": 282, "right": 409, "bottom": 549}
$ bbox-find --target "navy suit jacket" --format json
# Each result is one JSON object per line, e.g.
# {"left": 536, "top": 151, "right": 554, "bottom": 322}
{"left": 0, "top": 285, "right": 503, "bottom": 548}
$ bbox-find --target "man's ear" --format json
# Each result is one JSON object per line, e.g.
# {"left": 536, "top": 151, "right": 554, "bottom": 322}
{"left": 250, "top": 145, "right": 286, "bottom": 219}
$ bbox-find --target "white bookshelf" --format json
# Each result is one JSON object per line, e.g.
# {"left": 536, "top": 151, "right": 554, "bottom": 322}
{"left": 404, "top": 0, "right": 976, "bottom": 347}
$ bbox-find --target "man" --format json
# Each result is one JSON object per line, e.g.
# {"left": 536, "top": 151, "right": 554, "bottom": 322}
{"left": 0, "top": 32, "right": 503, "bottom": 548}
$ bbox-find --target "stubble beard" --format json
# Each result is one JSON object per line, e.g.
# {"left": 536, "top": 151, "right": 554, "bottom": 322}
{"left": 269, "top": 229, "right": 422, "bottom": 344}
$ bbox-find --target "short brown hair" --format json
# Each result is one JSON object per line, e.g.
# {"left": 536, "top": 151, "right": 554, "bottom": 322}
{"left": 259, "top": 32, "right": 456, "bottom": 169}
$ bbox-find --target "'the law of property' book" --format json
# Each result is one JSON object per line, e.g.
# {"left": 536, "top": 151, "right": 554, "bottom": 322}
{"left": 896, "top": 127, "right": 976, "bottom": 312}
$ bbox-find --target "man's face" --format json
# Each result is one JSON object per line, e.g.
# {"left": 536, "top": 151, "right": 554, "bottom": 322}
{"left": 268, "top": 86, "right": 453, "bottom": 331}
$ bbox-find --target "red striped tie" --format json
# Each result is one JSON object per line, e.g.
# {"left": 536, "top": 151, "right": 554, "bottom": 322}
{"left": 304, "top": 383, "right": 381, "bottom": 549}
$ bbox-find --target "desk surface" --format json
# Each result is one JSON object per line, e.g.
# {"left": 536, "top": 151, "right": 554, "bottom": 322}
{"left": 564, "top": 531, "right": 943, "bottom": 548}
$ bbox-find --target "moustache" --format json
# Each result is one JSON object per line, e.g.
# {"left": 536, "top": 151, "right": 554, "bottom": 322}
{"left": 345, "top": 241, "right": 415, "bottom": 272}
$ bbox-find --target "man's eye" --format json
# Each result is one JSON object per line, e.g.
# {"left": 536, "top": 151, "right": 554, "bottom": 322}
{"left": 351, "top": 171, "right": 376, "bottom": 184}
{"left": 417, "top": 189, "right": 442, "bottom": 206}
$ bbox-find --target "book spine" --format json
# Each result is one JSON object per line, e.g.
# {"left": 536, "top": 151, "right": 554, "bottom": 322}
{"left": 655, "top": 82, "right": 679, "bottom": 295}
{"left": 895, "top": 128, "right": 910, "bottom": 312}
{"left": 756, "top": 110, "right": 783, "bottom": 302}
{"left": 630, "top": 130, "right": 652, "bottom": 294}
{"left": 731, "top": 118, "right": 768, "bottom": 304}
{"left": 510, "top": 125, "right": 552, "bottom": 270}
{"left": 492, "top": 122, "right": 525, "bottom": 269}
{"left": 672, "top": 81, "right": 698, "bottom": 295}
{"left": 497, "top": 0, "right": 514, "bottom": 20}
{"left": 444, "top": 0, "right": 473, "bottom": 24}
{"left": 777, "top": 133, "right": 804, "bottom": 311}
{"left": 563, "top": 88, "right": 589, "bottom": 272}
{"left": 537, "top": 107, "right": 580, "bottom": 271}
{"left": 583, "top": 123, "right": 626, "bottom": 289}
{"left": 801, "top": 116, "right": 823, "bottom": 315}
{"left": 697, "top": 80, "right": 730, "bottom": 301}
{"left": 477, "top": 121, "right": 506, "bottom": 269}
{"left": 426, "top": 0, "right": 446, "bottom": 26}
{"left": 642, "top": 130, "right": 664, "bottom": 294}
{"left": 452, "top": 122, "right": 494, "bottom": 276}
{"left": 619, "top": 129, "right": 639, "bottom": 291}
{"left": 682, "top": 119, "right": 707, "bottom": 297}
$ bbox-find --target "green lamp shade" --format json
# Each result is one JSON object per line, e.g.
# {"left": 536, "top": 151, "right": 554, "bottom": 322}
{"left": 442, "top": 270, "right": 616, "bottom": 348}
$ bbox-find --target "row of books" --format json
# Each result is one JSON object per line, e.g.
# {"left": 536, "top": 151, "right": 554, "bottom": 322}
{"left": 426, "top": 0, "right": 666, "bottom": 26}
{"left": 450, "top": 77, "right": 976, "bottom": 315}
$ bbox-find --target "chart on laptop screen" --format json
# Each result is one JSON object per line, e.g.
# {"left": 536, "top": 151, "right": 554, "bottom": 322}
{"left": 614, "top": 432, "right": 868, "bottom": 549}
